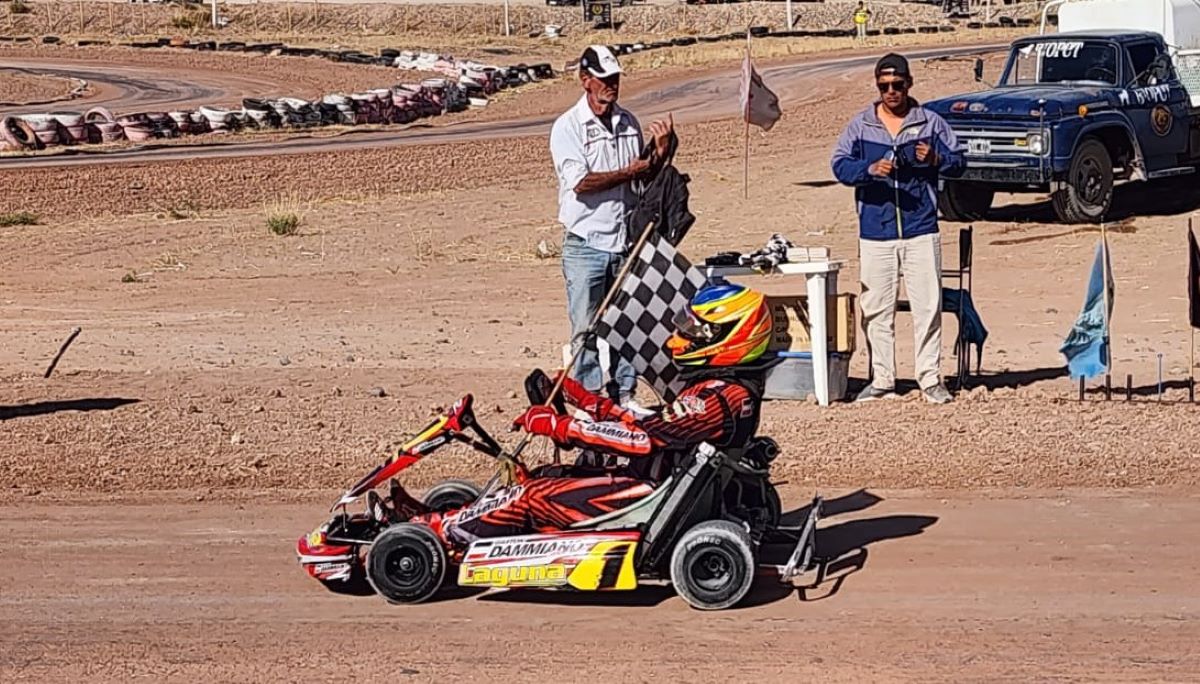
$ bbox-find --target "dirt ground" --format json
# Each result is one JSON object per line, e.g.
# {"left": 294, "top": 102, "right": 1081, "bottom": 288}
{"left": 0, "top": 66, "right": 79, "bottom": 105}
{"left": 2, "top": 23, "right": 1200, "bottom": 681}
{"left": 3, "top": 489, "right": 1199, "bottom": 682}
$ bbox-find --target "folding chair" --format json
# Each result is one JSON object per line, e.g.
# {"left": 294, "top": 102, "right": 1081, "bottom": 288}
{"left": 880, "top": 225, "right": 979, "bottom": 390}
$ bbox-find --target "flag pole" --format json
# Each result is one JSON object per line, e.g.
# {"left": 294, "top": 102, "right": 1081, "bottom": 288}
{"left": 743, "top": 27, "right": 751, "bottom": 200}
{"left": 1100, "top": 220, "right": 1113, "bottom": 385}
{"left": 507, "top": 218, "right": 661, "bottom": 463}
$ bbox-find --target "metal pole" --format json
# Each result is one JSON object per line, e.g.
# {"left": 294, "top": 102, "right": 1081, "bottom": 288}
{"left": 503, "top": 0, "right": 510, "bottom": 37}
{"left": 212, "top": 0, "right": 218, "bottom": 29}
{"left": 786, "top": 0, "right": 793, "bottom": 30}
{"left": 1100, "top": 222, "right": 1113, "bottom": 376}
{"left": 743, "top": 28, "right": 751, "bottom": 200}
{"left": 1126, "top": 373, "right": 1133, "bottom": 401}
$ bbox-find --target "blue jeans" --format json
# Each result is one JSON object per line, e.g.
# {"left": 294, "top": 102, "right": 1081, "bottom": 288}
{"left": 561, "top": 233, "right": 637, "bottom": 399}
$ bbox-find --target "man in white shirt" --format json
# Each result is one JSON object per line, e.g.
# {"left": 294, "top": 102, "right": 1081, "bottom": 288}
{"left": 550, "top": 45, "right": 673, "bottom": 407}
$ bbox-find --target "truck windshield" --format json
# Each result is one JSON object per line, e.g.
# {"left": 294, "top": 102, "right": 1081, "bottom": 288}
{"left": 1004, "top": 40, "right": 1120, "bottom": 86}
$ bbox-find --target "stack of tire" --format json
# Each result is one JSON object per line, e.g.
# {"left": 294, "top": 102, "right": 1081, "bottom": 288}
{"left": 0, "top": 54, "right": 554, "bottom": 152}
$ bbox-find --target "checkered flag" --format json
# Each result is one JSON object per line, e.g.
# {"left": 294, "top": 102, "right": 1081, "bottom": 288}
{"left": 594, "top": 230, "right": 708, "bottom": 402}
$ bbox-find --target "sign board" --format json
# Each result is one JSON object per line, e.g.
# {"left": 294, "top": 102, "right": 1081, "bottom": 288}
{"left": 765, "top": 294, "right": 857, "bottom": 354}
{"left": 584, "top": 0, "right": 613, "bottom": 26}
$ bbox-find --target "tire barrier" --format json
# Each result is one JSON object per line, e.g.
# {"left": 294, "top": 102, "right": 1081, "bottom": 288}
{"left": 1, "top": 115, "right": 41, "bottom": 151}
{"left": 0, "top": 48, "right": 556, "bottom": 154}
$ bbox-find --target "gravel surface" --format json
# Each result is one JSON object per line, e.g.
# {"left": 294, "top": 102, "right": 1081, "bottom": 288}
{"left": 3, "top": 47, "right": 1199, "bottom": 503}
{"left": 0, "top": 67, "right": 77, "bottom": 105}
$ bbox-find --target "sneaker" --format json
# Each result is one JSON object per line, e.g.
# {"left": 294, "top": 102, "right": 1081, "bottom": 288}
{"left": 855, "top": 384, "right": 896, "bottom": 402}
{"left": 922, "top": 384, "right": 954, "bottom": 405}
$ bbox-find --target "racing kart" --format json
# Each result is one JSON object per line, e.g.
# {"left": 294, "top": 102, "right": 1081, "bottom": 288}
{"left": 297, "top": 378, "right": 822, "bottom": 610}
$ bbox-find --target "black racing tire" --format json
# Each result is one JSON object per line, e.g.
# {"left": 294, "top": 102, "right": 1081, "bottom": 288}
{"left": 421, "top": 479, "right": 481, "bottom": 512}
{"left": 939, "top": 180, "right": 994, "bottom": 222}
{"left": 1052, "top": 137, "right": 1113, "bottom": 224}
{"left": 670, "top": 520, "right": 756, "bottom": 611}
{"left": 366, "top": 523, "right": 447, "bottom": 604}
{"left": 764, "top": 483, "right": 782, "bottom": 532}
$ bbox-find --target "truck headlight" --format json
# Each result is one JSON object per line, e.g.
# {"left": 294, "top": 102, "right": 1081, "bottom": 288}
{"left": 1028, "top": 133, "right": 1046, "bottom": 155}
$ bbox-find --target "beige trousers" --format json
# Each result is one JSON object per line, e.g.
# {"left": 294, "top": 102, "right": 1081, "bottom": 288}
{"left": 859, "top": 233, "right": 944, "bottom": 391}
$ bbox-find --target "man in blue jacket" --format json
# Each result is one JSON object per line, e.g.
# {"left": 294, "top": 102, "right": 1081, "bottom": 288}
{"left": 831, "top": 53, "right": 965, "bottom": 404}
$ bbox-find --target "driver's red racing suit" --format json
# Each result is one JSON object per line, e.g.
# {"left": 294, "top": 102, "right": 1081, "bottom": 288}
{"left": 418, "top": 376, "right": 761, "bottom": 545}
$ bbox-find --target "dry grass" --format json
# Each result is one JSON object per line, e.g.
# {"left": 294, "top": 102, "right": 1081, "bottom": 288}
{"left": 0, "top": 211, "right": 39, "bottom": 227}
{"left": 263, "top": 197, "right": 305, "bottom": 236}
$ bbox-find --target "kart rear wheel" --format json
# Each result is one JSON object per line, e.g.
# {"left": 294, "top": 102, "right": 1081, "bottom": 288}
{"left": 422, "top": 479, "right": 481, "bottom": 512}
{"left": 764, "top": 483, "right": 782, "bottom": 531}
{"left": 366, "top": 523, "right": 447, "bottom": 604}
{"left": 670, "top": 520, "right": 756, "bottom": 611}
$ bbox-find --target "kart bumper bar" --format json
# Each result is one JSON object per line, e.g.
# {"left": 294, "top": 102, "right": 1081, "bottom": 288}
{"left": 778, "top": 495, "right": 822, "bottom": 583}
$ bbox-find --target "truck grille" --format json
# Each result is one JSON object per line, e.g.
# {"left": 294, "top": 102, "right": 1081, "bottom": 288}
{"left": 954, "top": 129, "right": 1041, "bottom": 157}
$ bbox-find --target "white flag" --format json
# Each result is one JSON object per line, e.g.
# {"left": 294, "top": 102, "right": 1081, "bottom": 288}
{"left": 741, "top": 53, "right": 781, "bottom": 132}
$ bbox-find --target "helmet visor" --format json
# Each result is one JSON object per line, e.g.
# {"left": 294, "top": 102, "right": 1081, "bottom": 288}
{"left": 672, "top": 308, "right": 722, "bottom": 343}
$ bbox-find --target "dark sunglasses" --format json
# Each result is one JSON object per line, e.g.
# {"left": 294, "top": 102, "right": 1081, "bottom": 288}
{"left": 876, "top": 80, "right": 909, "bottom": 93}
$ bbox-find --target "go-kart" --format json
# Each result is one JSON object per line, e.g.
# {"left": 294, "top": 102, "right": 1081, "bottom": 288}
{"left": 297, "top": 378, "right": 822, "bottom": 610}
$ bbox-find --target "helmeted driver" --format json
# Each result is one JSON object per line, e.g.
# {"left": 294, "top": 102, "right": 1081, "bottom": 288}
{"left": 413, "top": 282, "right": 775, "bottom": 545}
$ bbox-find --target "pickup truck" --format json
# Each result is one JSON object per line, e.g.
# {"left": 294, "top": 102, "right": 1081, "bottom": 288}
{"left": 926, "top": 30, "right": 1200, "bottom": 223}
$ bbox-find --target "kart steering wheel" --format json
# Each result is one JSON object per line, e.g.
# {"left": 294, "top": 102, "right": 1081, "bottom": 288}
{"left": 524, "top": 368, "right": 567, "bottom": 415}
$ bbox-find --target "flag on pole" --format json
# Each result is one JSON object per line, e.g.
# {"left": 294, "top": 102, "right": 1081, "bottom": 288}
{"left": 1060, "top": 237, "right": 1115, "bottom": 380}
{"left": 740, "top": 52, "right": 781, "bottom": 132}
{"left": 595, "top": 229, "right": 708, "bottom": 402}
{"left": 1188, "top": 225, "right": 1200, "bottom": 328}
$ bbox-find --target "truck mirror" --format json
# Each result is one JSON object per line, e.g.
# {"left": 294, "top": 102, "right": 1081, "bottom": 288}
{"left": 973, "top": 58, "right": 984, "bottom": 83}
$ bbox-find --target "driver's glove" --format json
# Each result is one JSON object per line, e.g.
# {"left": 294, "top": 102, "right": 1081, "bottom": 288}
{"left": 512, "top": 406, "right": 574, "bottom": 447}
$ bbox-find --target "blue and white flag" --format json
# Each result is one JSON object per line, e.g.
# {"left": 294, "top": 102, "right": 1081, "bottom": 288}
{"left": 1059, "top": 238, "right": 1115, "bottom": 380}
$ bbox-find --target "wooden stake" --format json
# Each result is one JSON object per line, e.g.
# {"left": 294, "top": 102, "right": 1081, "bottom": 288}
{"left": 1126, "top": 373, "right": 1132, "bottom": 402}
{"left": 1104, "top": 373, "right": 1111, "bottom": 400}
{"left": 44, "top": 327, "right": 82, "bottom": 379}
{"left": 77, "top": 0, "right": 84, "bottom": 34}
{"left": 1078, "top": 376, "right": 1085, "bottom": 402}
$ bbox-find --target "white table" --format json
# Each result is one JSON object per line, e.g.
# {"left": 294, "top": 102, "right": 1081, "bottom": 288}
{"left": 704, "top": 260, "right": 845, "bottom": 406}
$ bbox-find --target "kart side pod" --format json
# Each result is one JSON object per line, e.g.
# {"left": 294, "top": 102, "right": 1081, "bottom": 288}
{"left": 458, "top": 532, "right": 641, "bottom": 591}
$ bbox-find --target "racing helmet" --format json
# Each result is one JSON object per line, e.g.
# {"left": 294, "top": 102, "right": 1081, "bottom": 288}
{"left": 667, "top": 282, "right": 772, "bottom": 366}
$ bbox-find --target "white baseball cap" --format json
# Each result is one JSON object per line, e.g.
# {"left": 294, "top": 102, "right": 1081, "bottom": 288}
{"left": 579, "top": 45, "right": 622, "bottom": 78}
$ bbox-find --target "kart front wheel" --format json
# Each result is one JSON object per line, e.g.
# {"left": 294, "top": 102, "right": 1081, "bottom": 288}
{"left": 366, "top": 523, "right": 447, "bottom": 604}
{"left": 670, "top": 520, "right": 756, "bottom": 611}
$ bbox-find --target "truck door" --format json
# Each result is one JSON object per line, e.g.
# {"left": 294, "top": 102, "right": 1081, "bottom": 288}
{"left": 1121, "top": 40, "right": 1189, "bottom": 172}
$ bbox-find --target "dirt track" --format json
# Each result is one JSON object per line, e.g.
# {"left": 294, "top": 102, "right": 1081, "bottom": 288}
{"left": 0, "top": 43, "right": 1004, "bottom": 168}
{"left": 4, "top": 25, "right": 1200, "bottom": 679}
{"left": 3, "top": 489, "right": 1198, "bottom": 682}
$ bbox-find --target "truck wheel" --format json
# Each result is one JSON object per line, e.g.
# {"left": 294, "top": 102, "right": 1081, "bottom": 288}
{"left": 366, "top": 523, "right": 446, "bottom": 604}
{"left": 1053, "top": 137, "right": 1113, "bottom": 224}
{"left": 670, "top": 520, "right": 756, "bottom": 611}
{"left": 938, "top": 181, "right": 994, "bottom": 222}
